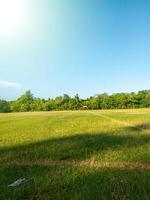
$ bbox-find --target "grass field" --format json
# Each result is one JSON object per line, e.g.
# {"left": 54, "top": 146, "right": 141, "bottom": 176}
{"left": 0, "top": 109, "right": 150, "bottom": 200}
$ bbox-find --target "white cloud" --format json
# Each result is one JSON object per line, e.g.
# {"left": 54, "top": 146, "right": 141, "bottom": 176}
{"left": 0, "top": 81, "right": 22, "bottom": 90}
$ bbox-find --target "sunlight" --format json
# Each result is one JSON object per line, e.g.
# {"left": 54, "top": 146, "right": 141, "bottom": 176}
{"left": 0, "top": 0, "right": 27, "bottom": 37}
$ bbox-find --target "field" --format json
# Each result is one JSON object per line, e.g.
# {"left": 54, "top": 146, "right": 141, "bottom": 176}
{"left": 0, "top": 109, "right": 150, "bottom": 200}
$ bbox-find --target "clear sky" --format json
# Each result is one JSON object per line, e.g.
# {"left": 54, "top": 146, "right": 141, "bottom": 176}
{"left": 0, "top": 0, "right": 150, "bottom": 100}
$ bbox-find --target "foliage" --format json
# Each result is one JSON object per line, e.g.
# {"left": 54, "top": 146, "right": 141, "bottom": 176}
{"left": 0, "top": 99, "right": 10, "bottom": 112}
{"left": 10, "top": 90, "right": 34, "bottom": 112}
{"left": 1, "top": 89, "right": 150, "bottom": 112}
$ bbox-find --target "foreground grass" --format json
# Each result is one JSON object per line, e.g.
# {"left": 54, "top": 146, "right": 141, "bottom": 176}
{"left": 0, "top": 109, "right": 150, "bottom": 199}
{"left": 1, "top": 165, "right": 150, "bottom": 200}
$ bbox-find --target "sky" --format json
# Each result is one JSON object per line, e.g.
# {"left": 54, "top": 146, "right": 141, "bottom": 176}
{"left": 0, "top": 0, "right": 150, "bottom": 100}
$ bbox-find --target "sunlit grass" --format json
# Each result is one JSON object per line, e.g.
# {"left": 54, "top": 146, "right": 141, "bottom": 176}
{"left": 0, "top": 109, "right": 150, "bottom": 199}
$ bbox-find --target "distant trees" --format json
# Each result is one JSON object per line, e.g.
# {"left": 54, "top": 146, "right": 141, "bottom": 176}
{"left": 0, "top": 100, "right": 10, "bottom": 113}
{"left": 84, "top": 96, "right": 99, "bottom": 109}
{"left": 1, "top": 89, "right": 150, "bottom": 113}
{"left": 10, "top": 90, "right": 34, "bottom": 112}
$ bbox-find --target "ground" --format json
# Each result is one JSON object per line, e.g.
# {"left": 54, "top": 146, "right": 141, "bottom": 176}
{"left": 0, "top": 109, "right": 150, "bottom": 200}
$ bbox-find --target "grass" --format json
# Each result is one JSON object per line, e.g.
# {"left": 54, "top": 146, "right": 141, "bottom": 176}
{"left": 0, "top": 109, "right": 150, "bottom": 199}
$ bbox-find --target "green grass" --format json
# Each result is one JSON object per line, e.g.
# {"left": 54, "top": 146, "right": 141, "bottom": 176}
{"left": 0, "top": 109, "right": 150, "bottom": 199}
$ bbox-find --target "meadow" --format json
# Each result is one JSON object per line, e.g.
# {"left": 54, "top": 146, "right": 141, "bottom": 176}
{"left": 0, "top": 109, "right": 150, "bottom": 200}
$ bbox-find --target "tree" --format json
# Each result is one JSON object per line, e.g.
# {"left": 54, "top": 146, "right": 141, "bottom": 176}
{"left": 98, "top": 93, "right": 110, "bottom": 109}
{"left": 11, "top": 90, "right": 34, "bottom": 112}
{"left": 84, "top": 97, "right": 100, "bottom": 109}
{"left": 74, "top": 94, "right": 81, "bottom": 109}
{"left": 0, "top": 100, "right": 10, "bottom": 113}
{"left": 4, "top": 89, "right": 150, "bottom": 112}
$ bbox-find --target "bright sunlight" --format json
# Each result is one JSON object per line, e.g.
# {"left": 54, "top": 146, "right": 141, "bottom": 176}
{"left": 0, "top": 0, "right": 27, "bottom": 37}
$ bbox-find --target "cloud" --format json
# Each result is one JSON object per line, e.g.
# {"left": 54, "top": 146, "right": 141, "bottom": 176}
{"left": 0, "top": 81, "right": 22, "bottom": 90}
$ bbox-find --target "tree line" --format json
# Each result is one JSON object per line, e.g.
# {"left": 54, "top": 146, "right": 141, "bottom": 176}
{"left": 0, "top": 90, "right": 150, "bottom": 113}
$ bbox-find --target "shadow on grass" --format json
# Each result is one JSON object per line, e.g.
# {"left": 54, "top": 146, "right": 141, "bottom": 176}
{"left": 1, "top": 128, "right": 150, "bottom": 162}
{"left": 1, "top": 123, "right": 150, "bottom": 199}
{"left": 124, "top": 122, "right": 150, "bottom": 132}
{"left": 0, "top": 165, "right": 150, "bottom": 200}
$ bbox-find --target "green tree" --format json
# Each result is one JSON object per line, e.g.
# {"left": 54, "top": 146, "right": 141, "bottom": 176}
{"left": 11, "top": 90, "right": 34, "bottom": 112}
{"left": 74, "top": 94, "right": 82, "bottom": 109}
{"left": 0, "top": 100, "right": 10, "bottom": 113}
{"left": 84, "top": 97, "right": 100, "bottom": 109}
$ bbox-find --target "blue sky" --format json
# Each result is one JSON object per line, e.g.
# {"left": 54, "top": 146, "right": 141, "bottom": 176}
{"left": 0, "top": 0, "right": 150, "bottom": 100}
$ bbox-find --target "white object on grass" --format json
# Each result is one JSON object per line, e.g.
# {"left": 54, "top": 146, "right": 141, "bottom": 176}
{"left": 8, "top": 178, "right": 30, "bottom": 187}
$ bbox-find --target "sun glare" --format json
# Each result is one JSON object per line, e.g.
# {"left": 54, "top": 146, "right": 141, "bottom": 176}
{"left": 0, "top": 0, "right": 26, "bottom": 37}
